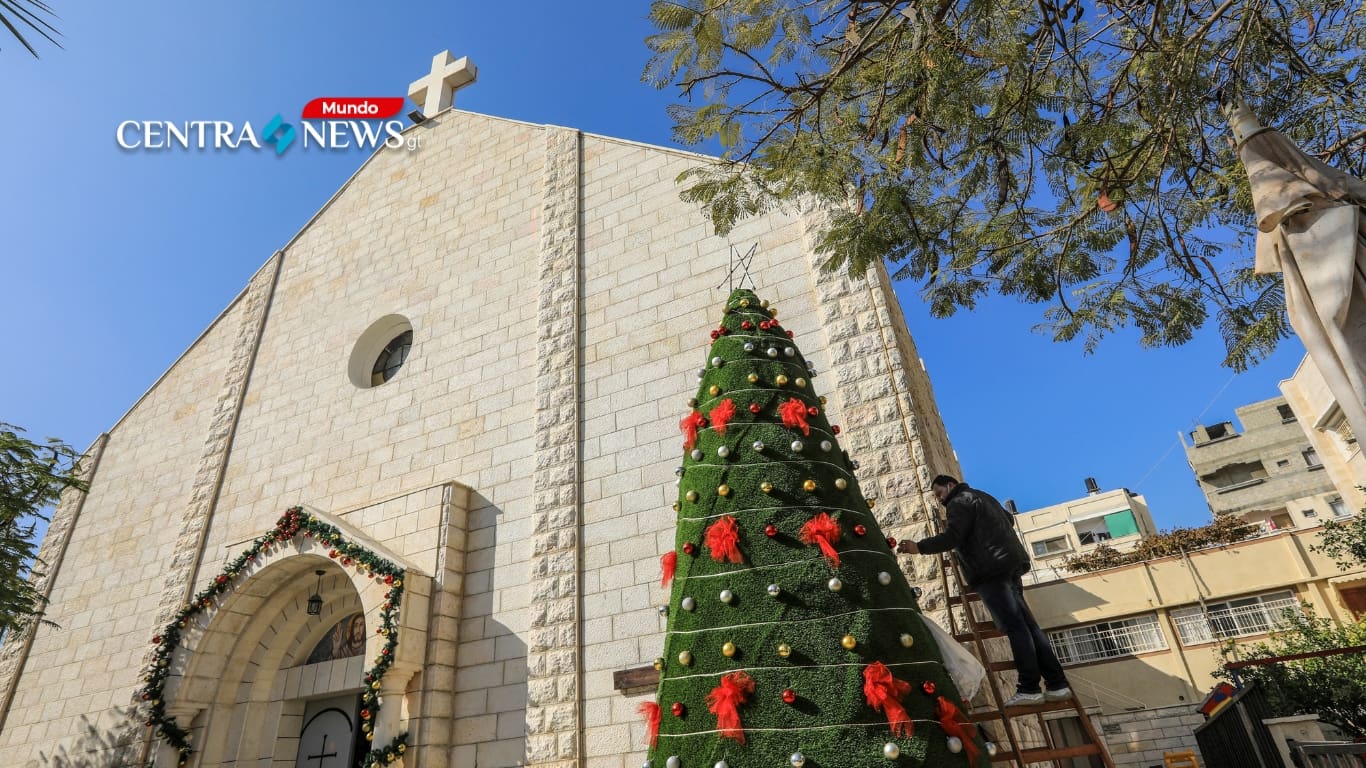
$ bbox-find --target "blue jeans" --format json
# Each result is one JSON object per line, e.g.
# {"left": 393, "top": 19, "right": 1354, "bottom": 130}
{"left": 975, "top": 574, "right": 1068, "bottom": 695}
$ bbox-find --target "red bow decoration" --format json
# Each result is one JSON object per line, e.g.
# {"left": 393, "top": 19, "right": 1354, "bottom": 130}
{"left": 705, "top": 515, "right": 743, "bottom": 563}
{"left": 709, "top": 398, "right": 736, "bottom": 435}
{"left": 863, "top": 662, "right": 914, "bottom": 738}
{"left": 779, "top": 398, "right": 811, "bottom": 436}
{"left": 799, "top": 512, "right": 843, "bottom": 567}
{"left": 660, "top": 550, "right": 677, "bottom": 588}
{"left": 638, "top": 701, "right": 661, "bottom": 747}
{"left": 936, "top": 695, "right": 980, "bottom": 763}
{"left": 707, "top": 671, "right": 755, "bottom": 743}
{"left": 680, "top": 411, "right": 707, "bottom": 450}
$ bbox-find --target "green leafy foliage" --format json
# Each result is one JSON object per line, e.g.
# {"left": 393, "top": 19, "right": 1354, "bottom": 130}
{"left": 1312, "top": 511, "right": 1366, "bottom": 571}
{"left": 645, "top": 0, "right": 1366, "bottom": 369}
{"left": 1062, "top": 514, "right": 1257, "bottom": 573}
{"left": 648, "top": 289, "right": 989, "bottom": 768}
{"left": 0, "top": 0, "right": 61, "bottom": 58}
{"left": 0, "top": 423, "right": 86, "bottom": 637}
{"left": 1215, "top": 607, "right": 1366, "bottom": 737}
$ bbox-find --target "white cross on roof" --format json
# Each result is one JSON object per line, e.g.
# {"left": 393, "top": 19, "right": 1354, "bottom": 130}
{"left": 408, "top": 50, "right": 478, "bottom": 119}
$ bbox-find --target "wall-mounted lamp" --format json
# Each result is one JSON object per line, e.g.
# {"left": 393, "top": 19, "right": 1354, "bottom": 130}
{"left": 408, "top": 109, "right": 427, "bottom": 125}
{"left": 307, "top": 570, "right": 325, "bottom": 616}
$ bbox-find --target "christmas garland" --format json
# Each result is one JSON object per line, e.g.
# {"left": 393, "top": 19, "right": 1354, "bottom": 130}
{"left": 137, "top": 507, "right": 408, "bottom": 766}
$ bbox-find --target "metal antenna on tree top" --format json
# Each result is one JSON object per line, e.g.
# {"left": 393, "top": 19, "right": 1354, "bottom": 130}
{"left": 718, "top": 243, "right": 759, "bottom": 293}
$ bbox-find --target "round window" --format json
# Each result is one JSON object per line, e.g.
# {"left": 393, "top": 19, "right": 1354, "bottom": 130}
{"left": 348, "top": 315, "right": 414, "bottom": 388}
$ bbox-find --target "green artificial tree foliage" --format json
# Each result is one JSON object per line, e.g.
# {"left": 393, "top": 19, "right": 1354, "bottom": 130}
{"left": 644, "top": 289, "right": 989, "bottom": 768}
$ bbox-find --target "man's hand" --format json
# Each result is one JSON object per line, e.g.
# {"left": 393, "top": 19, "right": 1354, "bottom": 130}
{"left": 896, "top": 539, "right": 920, "bottom": 555}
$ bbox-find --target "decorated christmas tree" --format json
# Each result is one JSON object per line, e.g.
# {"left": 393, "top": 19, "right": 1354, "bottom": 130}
{"left": 642, "top": 289, "right": 992, "bottom": 768}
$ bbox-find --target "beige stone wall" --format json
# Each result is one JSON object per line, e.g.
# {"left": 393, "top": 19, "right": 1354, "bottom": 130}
{"left": 0, "top": 298, "right": 246, "bottom": 765}
{"left": 1100, "top": 704, "right": 1204, "bottom": 768}
{"left": 1281, "top": 355, "right": 1366, "bottom": 512}
{"left": 199, "top": 111, "right": 544, "bottom": 768}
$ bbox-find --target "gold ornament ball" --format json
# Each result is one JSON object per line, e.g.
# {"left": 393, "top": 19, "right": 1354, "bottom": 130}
{"left": 672, "top": 502, "right": 681, "bottom": 512}
{"left": 722, "top": 641, "right": 737, "bottom": 658}
{"left": 653, "top": 657, "right": 665, "bottom": 671}
{"left": 769, "top": 308, "right": 778, "bottom": 317}
{"left": 819, "top": 396, "right": 827, "bottom": 405}
{"left": 803, "top": 479, "right": 817, "bottom": 492}
{"left": 688, "top": 398, "right": 699, "bottom": 408}
{"left": 739, "top": 298, "right": 750, "bottom": 307}
{"left": 795, "top": 378, "right": 807, "bottom": 388}
{"left": 686, "top": 490, "right": 699, "bottom": 503}
{"left": 841, "top": 634, "right": 857, "bottom": 650}
{"left": 900, "top": 633, "right": 914, "bottom": 648}
{"left": 718, "top": 484, "right": 731, "bottom": 497}
{"left": 709, "top": 385, "right": 721, "bottom": 396}
{"left": 775, "top": 374, "right": 789, "bottom": 386}
{"left": 835, "top": 478, "right": 848, "bottom": 490}
{"left": 747, "top": 373, "right": 759, "bottom": 384}
{"left": 761, "top": 299, "right": 770, "bottom": 309}
{"left": 868, "top": 499, "right": 876, "bottom": 508}
{"left": 761, "top": 482, "right": 774, "bottom": 494}
{"left": 777, "top": 642, "right": 792, "bottom": 658}
{"left": 679, "top": 650, "right": 693, "bottom": 666}
{"left": 372, "top": 681, "right": 382, "bottom": 690}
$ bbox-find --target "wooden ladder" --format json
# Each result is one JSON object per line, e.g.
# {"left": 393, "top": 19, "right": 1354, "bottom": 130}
{"left": 936, "top": 554, "right": 1115, "bottom": 768}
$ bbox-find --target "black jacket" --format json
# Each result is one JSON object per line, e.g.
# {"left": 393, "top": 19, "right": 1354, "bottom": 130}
{"left": 915, "top": 483, "right": 1029, "bottom": 588}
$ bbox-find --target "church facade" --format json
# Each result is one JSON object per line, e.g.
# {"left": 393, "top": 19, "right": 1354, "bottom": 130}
{"left": 0, "top": 64, "right": 958, "bottom": 767}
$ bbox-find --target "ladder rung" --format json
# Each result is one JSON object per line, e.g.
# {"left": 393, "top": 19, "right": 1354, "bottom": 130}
{"left": 946, "top": 592, "right": 982, "bottom": 606}
{"left": 985, "top": 659, "right": 1017, "bottom": 672}
{"left": 970, "top": 699, "right": 1082, "bottom": 721}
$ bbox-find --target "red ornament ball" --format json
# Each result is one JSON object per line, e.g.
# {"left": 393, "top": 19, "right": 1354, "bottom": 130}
{"left": 782, "top": 688, "right": 798, "bottom": 704}
{"left": 342, "top": 557, "right": 352, "bottom": 565}
{"left": 787, "top": 330, "right": 794, "bottom": 338}
{"left": 710, "top": 330, "right": 720, "bottom": 340}
{"left": 922, "top": 681, "right": 937, "bottom": 695}
{"left": 854, "top": 524, "right": 867, "bottom": 536}
{"left": 741, "top": 321, "right": 753, "bottom": 330}
{"left": 764, "top": 524, "right": 778, "bottom": 538}
{"left": 832, "top": 425, "right": 841, "bottom": 434}
{"left": 807, "top": 406, "right": 819, "bottom": 416}
{"left": 329, "top": 549, "right": 339, "bottom": 558}
{"left": 361, "top": 708, "right": 371, "bottom": 720}
{"left": 671, "top": 702, "right": 685, "bottom": 717}
{"left": 682, "top": 542, "right": 697, "bottom": 556}
{"left": 152, "top": 635, "right": 161, "bottom": 645}
{"left": 216, "top": 575, "right": 227, "bottom": 585}
{"left": 749, "top": 403, "right": 761, "bottom": 414}
{"left": 886, "top": 537, "right": 898, "bottom": 549}
{"left": 384, "top": 574, "right": 395, "bottom": 585}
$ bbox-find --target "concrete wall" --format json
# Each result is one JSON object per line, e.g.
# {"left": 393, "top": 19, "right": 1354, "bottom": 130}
{"left": 1101, "top": 704, "right": 1205, "bottom": 768}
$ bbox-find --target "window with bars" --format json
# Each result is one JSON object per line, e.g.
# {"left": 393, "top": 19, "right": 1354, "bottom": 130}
{"left": 1048, "top": 615, "right": 1167, "bottom": 665}
{"left": 1032, "top": 536, "right": 1071, "bottom": 557}
{"left": 1169, "top": 591, "right": 1300, "bottom": 645}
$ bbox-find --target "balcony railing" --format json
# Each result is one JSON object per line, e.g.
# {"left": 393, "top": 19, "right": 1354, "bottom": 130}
{"left": 1172, "top": 598, "right": 1302, "bottom": 645}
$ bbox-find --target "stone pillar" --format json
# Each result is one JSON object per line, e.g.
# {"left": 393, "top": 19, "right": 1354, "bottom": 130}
{"left": 146, "top": 254, "right": 282, "bottom": 666}
{"left": 412, "top": 482, "right": 470, "bottom": 768}
{"left": 525, "top": 126, "right": 582, "bottom": 768}
{"left": 0, "top": 431, "right": 108, "bottom": 732}
{"left": 807, "top": 239, "right": 961, "bottom": 622}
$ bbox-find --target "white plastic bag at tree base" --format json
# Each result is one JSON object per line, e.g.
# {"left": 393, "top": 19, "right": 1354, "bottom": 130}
{"left": 918, "top": 612, "right": 986, "bottom": 701}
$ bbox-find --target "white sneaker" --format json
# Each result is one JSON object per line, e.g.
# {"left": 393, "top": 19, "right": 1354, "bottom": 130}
{"left": 1044, "top": 687, "right": 1073, "bottom": 702}
{"left": 1003, "top": 692, "right": 1045, "bottom": 707}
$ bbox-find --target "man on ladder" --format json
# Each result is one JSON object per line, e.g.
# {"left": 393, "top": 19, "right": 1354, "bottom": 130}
{"left": 898, "top": 475, "right": 1074, "bottom": 708}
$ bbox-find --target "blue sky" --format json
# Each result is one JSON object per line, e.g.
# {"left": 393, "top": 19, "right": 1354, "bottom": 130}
{"left": 1, "top": 2, "right": 1306, "bottom": 532}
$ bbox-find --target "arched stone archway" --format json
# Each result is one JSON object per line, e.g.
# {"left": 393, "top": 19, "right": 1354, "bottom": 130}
{"left": 148, "top": 509, "right": 428, "bottom": 767}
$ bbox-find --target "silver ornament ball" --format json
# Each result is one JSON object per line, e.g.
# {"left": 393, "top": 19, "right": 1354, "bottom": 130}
{"left": 790, "top": 440, "right": 804, "bottom": 452}
{"left": 719, "top": 589, "right": 734, "bottom": 604}
{"left": 713, "top": 761, "right": 728, "bottom": 768}
{"left": 767, "top": 583, "right": 781, "bottom": 597}
{"left": 752, "top": 440, "right": 766, "bottom": 452}
{"left": 681, "top": 597, "right": 696, "bottom": 611}
{"left": 743, "top": 342, "right": 755, "bottom": 353}
{"left": 717, "top": 446, "right": 730, "bottom": 458}
{"left": 986, "top": 742, "right": 998, "bottom": 757}
{"left": 820, "top": 440, "right": 833, "bottom": 452}
{"left": 827, "top": 577, "right": 843, "bottom": 592}
{"left": 946, "top": 736, "right": 963, "bottom": 754}
{"left": 878, "top": 571, "right": 892, "bottom": 585}
{"left": 784, "top": 346, "right": 796, "bottom": 357}
{"left": 883, "top": 742, "right": 900, "bottom": 759}
{"left": 711, "top": 356, "right": 724, "bottom": 368}
{"left": 767, "top": 347, "right": 779, "bottom": 358}
{"left": 691, "top": 449, "right": 703, "bottom": 461}
{"left": 667, "top": 757, "right": 681, "bottom": 768}
{"left": 658, "top": 605, "right": 669, "bottom": 616}
{"left": 790, "top": 753, "right": 806, "bottom": 767}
